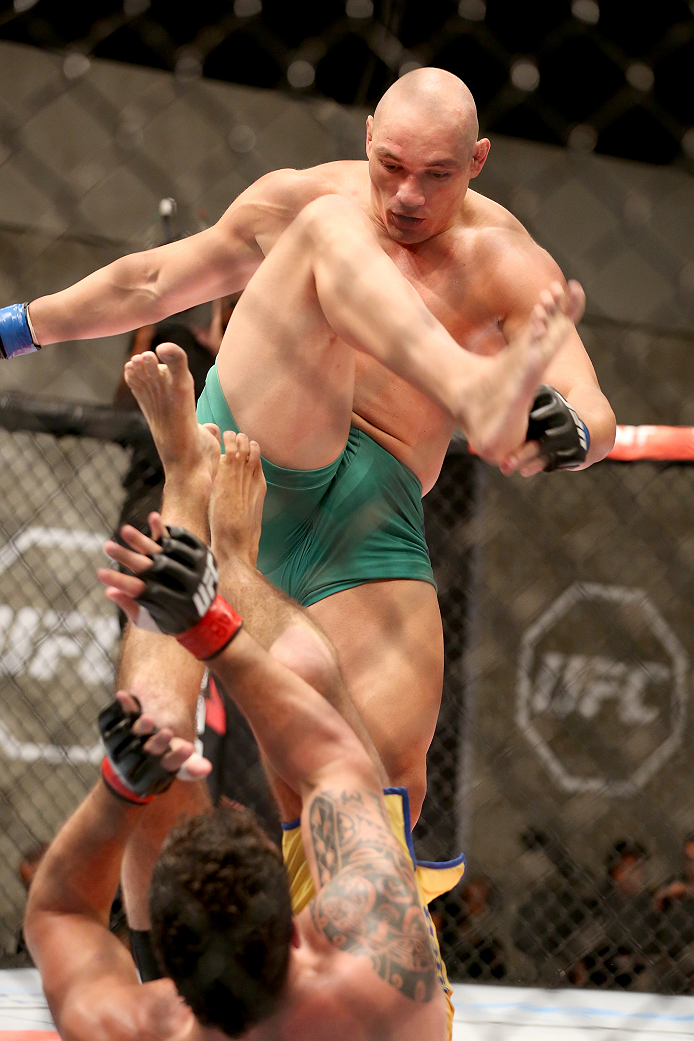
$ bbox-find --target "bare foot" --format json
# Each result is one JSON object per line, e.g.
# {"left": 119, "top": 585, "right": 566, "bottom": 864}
{"left": 210, "top": 431, "right": 267, "bottom": 569}
{"left": 461, "top": 280, "right": 585, "bottom": 464}
{"left": 124, "top": 342, "right": 220, "bottom": 484}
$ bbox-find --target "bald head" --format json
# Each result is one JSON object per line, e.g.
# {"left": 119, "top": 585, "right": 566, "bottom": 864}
{"left": 373, "top": 68, "right": 479, "bottom": 157}
{"left": 366, "top": 68, "right": 488, "bottom": 242}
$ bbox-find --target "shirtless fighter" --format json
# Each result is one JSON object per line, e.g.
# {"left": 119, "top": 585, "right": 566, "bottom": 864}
{"left": 3, "top": 68, "right": 614, "bottom": 927}
{"left": 26, "top": 427, "right": 467, "bottom": 1041}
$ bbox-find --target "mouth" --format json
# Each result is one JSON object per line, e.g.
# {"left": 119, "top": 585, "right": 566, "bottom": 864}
{"left": 389, "top": 212, "right": 425, "bottom": 231}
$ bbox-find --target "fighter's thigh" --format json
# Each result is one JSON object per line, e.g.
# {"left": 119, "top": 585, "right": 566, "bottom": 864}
{"left": 307, "top": 580, "right": 444, "bottom": 784}
{"left": 214, "top": 211, "right": 357, "bottom": 470}
{"left": 117, "top": 625, "right": 204, "bottom": 741}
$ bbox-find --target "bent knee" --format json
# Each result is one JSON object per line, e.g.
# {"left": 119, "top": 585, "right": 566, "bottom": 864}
{"left": 269, "top": 624, "right": 341, "bottom": 700}
{"left": 296, "top": 194, "right": 372, "bottom": 247}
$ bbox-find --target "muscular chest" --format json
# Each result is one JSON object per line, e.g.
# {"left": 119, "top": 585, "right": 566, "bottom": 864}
{"left": 379, "top": 235, "right": 505, "bottom": 355}
{"left": 352, "top": 234, "right": 505, "bottom": 456}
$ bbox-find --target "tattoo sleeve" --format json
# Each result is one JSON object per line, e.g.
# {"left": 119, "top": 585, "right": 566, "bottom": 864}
{"left": 308, "top": 788, "right": 437, "bottom": 1003}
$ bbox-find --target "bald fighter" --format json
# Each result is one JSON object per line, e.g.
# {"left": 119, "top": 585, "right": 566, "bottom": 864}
{"left": 26, "top": 429, "right": 466, "bottom": 1041}
{"left": 3, "top": 69, "right": 614, "bottom": 931}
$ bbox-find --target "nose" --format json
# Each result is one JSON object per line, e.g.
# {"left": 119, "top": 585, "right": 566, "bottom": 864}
{"left": 396, "top": 175, "right": 425, "bottom": 210}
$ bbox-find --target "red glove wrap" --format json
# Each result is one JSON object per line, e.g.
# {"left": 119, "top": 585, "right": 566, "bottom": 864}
{"left": 175, "top": 594, "right": 243, "bottom": 661}
{"left": 101, "top": 756, "right": 154, "bottom": 805}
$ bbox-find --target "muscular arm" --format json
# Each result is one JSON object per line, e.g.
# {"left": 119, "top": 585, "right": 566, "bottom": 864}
{"left": 211, "top": 628, "right": 374, "bottom": 797}
{"left": 24, "top": 722, "right": 203, "bottom": 1041}
{"left": 24, "top": 783, "right": 145, "bottom": 1038}
{"left": 28, "top": 169, "right": 333, "bottom": 346}
{"left": 306, "top": 785, "right": 438, "bottom": 1003}
{"left": 210, "top": 638, "right": 440, "bottom": 1013}
{"left": 493, "top": 232, "right": 615, "bottom": 472}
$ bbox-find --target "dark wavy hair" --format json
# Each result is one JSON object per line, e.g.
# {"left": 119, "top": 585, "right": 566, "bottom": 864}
{"left": 149, "top": 805, "right": 293, "bottom": 1037}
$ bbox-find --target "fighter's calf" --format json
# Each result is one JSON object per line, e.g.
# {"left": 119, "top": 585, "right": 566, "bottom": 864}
{"left": 117, "top": 626, "right": 204, "bottom": 742}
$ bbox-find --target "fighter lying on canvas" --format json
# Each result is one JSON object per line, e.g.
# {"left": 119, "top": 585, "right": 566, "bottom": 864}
{"left": 25, "top": 427, "right": 467, "bottom": 1040}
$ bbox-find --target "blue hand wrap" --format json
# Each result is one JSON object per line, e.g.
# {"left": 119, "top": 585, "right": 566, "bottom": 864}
{"left": 0, "top": 303, "right": 40, "bottom": 359}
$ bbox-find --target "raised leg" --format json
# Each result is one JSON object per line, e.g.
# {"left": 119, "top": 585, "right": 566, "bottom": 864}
{"left": 117, "top": 342, "right": 222, "bottom": 928}
{"left": 216, "top": 194, "right": 584, "bottom": 470}
{"left": 119, "top": 347, "right": 388, "bottom": 911}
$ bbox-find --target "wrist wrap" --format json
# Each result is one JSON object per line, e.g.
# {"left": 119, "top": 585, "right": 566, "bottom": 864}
{"left": 127, "top": 526, "right": 244, "bottom": 658}
{"left": 0, "top": 303, "right": 41, "bottom": 359}
{"left": 176, "top": 594, "right": 243, "bottom": 660}
{"left": 526, "top": 385, "right": 590, "bottom": 472}
{"left": 101, "top": 756, "right": 153, "bottom": 805}
{"left": 98, "top": 696, "right": 175, "bottom": 804}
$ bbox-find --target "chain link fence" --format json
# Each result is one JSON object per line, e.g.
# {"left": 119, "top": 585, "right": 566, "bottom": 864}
{"left": 0, "top": 30, "right": 694, "bottom": 1001}
{"left": 1, "top": 0, "right": 693, "bottom": 168}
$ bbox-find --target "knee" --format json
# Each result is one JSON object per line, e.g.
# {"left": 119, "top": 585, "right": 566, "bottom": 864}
{"left": 296, "top": 195, "right": 371, "bottom": 252}
{"left": 269, "top": 624, "right": 341, "bottom": 701}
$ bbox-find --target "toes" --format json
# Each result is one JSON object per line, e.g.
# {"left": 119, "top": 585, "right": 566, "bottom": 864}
{"left": 235, "top": 432, "right": 250, "bottom": 462}
{"left": 529, "top": 302, "right": 548, "bottom": 337}
{"left": 125, "top": 357, "right": 146, "bottom": 387}
{"left": 222, "top": 430, "right": 237, "bottom": 456}
{"left": 203, "top": 423, "right": 221, "bottom": 448}
{"left": 155, "top": 342, "right": 188, "bottom": 375}
{"left": 248, "top": 440, "right": 261, "bottom": 470}
{"left": 141, "top": 351, "right": 163, "bottom": 379}
{"left": 539, "top": 288, "right": 558, "bottom": 316}
{"left": 566, "top": 279, "right": 586, "bottom": 323}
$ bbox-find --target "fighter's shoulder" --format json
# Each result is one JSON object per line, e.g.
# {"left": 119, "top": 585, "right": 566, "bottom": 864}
{"left": 247, "top": 166, "right": 332, "bottom": 203}
{"left": 214, "top": 164, "right": 360, "bottom": 250}
{"left": 296, "top": 912, "right": 447, "bottom": 1040}
{"left": 464, "top": 190, "right": 534, "bottom": 251}
{"left": 234, "top": 161, "right": 361, "bottom": 215}
{"left": 463, "top": 190, "right": 561, "bottom": 284}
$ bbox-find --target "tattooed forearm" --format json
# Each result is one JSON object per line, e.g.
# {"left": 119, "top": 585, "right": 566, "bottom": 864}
{"left": 308, "top": 789, "right": 437, "bottom": 1002}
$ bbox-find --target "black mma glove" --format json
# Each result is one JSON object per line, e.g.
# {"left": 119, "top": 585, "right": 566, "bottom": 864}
{"left": 99, "top": 696, "right": 175, "bottom": 805}
{"left": 127, "top": 525, "right": 243, "bottom": 661}
{"left": 134, "top": 525, "right": 218, "bottom": 634}
{"left": 526, "top": 385, "right": 590, "bottom": 472}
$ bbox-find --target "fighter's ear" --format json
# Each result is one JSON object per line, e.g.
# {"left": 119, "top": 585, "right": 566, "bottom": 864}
{"left": 469, "top": 138, "right": 491, "bottom": 179}
{"left": 366, "top": 114, "right": 374, "bottom": 155}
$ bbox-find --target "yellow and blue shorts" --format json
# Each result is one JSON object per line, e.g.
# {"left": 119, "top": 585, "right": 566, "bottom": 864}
{"left": 281, "top": 786, "right": 465, "bottom": 1040}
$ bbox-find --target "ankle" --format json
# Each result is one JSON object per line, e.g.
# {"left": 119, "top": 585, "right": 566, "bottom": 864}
{"left": 216, "top": 552, "right": 256, "bottom": 585}
{"left": 161, "top": 479, "right": 212, "bottom": 538}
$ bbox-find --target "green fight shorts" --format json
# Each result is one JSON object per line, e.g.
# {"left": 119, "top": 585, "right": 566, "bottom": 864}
{"left": 196, "top": 364, "right": 436, "bottom": 607}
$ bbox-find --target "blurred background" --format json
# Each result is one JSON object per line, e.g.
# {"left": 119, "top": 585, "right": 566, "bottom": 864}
{"left": 1, "top": 0, "right": 694, "bottom": 1001}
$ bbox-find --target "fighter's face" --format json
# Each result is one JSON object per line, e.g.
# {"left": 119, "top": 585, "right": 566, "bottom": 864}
{"left": 366, "top": 112, "right": 476, "bottom": 243}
